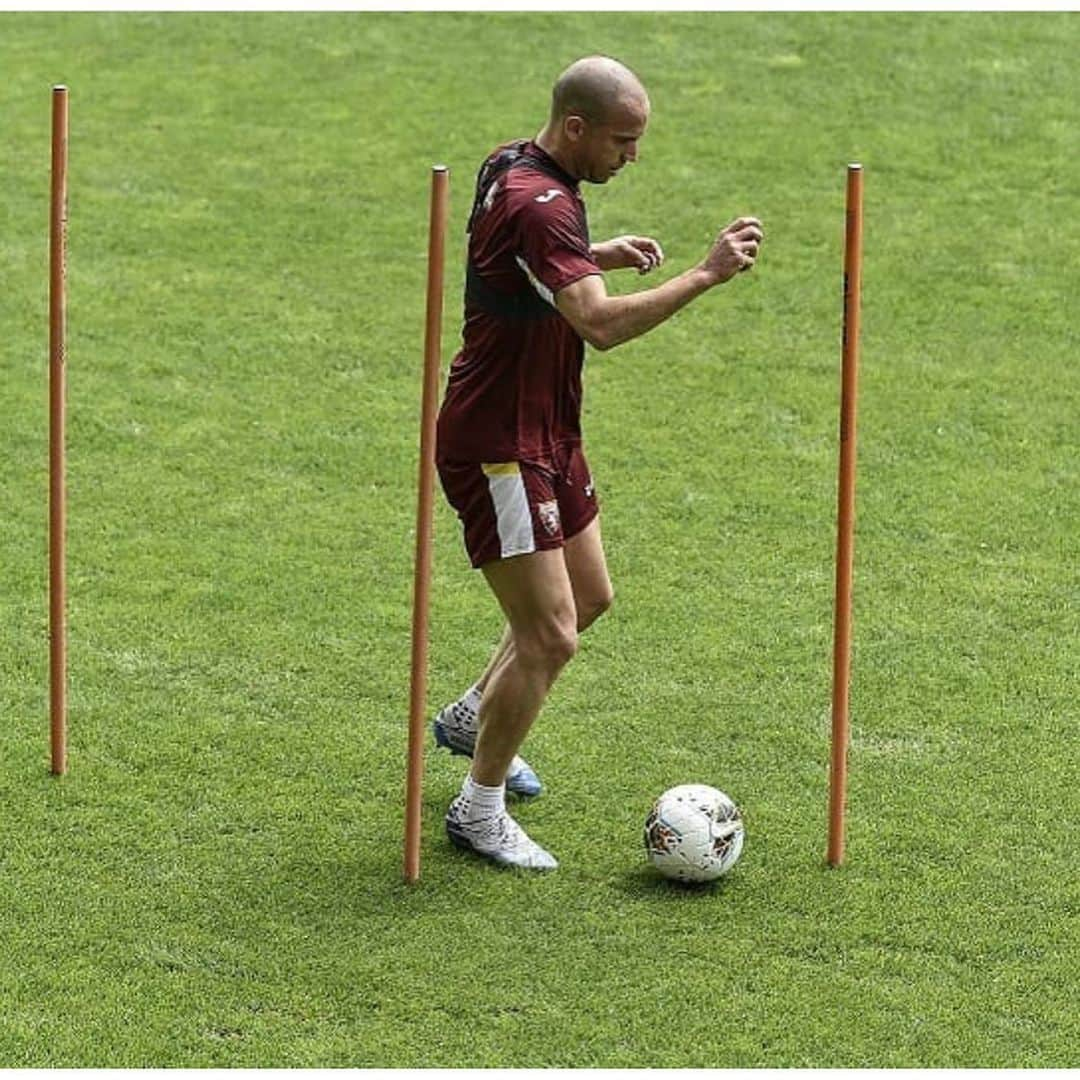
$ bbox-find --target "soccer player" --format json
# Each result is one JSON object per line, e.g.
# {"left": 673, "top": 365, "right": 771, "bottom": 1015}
{"left": 433, "top": 55, "right": 764, "bottom": 869}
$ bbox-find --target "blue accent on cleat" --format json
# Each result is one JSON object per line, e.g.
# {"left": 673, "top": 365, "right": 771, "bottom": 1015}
{"left": 506, "top": 760, "right": 542, "bottom": 798}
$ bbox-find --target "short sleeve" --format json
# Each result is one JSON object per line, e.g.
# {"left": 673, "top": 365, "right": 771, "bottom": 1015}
{"left": 516, "top": 190, "right": 601, "bottom": 302}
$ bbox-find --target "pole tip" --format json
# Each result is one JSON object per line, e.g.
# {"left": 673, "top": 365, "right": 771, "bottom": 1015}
{"left": 848, "top": 162, "right": 862, "bottom": 171}
{"left": 53, "top": 84, "right": 68, "bottom": 92}
{"left": 432, "top": 164, "right": 448, "bottom": 173}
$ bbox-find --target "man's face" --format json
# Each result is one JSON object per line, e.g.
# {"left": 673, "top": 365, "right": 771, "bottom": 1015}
{"left": 570, "top": 96, "right": 650, "bottom": 184}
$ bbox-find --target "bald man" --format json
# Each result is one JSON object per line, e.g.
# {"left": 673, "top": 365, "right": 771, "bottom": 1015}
{"left": 433, "top": 56, "right": 764, "bottom": 870}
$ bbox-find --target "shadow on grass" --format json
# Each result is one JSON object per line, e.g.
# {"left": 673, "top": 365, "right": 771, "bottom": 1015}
{"left": 613, "top": 863, "right": 740, "bottom": 901}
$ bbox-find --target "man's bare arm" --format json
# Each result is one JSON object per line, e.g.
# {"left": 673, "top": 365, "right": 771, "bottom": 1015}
{"left": 557, "top": 269, "right": 715, "bottom": 352}
{"left": 559, "top": 217, "right": 763, "bottom": 351}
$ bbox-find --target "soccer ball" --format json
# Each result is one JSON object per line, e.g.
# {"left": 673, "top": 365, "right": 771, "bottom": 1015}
{"left": 644, "top": 784, "right": 744, "bottom": 883}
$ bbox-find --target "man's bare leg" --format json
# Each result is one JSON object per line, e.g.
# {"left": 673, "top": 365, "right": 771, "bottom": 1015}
{"left": 445, "top": 546, "right": 578, "bottom": 869}
{"left": 445, "top": 522, "right": 616, "bottom": 868}
{"left": 432, "top": 618, "right": 542, "bottom": 794}
{"left": 437, "top": 518, "right": 614, "bottom": 797}
{"left": 476, "top": 517, "right": 613, "bottom": 692}
{"left": 470, "top": 548, "right": 579, "bottom": 785}
{"left": 475, "top": 625, "right": 513, "bottom": 694}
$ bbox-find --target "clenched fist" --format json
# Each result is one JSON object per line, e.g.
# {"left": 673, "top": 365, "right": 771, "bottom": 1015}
{"left": 700, "top": 217, "right": 764, "bottom": 285}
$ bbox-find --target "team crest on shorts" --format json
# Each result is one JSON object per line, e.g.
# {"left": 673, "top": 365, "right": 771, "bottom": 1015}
{"left": 537, "top": 500, "right": 561, "bottom": 537}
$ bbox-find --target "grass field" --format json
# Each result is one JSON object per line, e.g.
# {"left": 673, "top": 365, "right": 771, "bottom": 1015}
{"left": 1, "top": 10, "right": 1077, "bottom": 1068}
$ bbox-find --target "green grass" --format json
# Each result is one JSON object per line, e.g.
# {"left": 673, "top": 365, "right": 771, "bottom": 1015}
{"left": 1, "top": 10, "right": 1077, "bottom": 1067}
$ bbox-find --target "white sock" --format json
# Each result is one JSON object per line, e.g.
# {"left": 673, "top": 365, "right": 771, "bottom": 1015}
{"left": 458, "top": 773, "right": 504, "bottom": 822}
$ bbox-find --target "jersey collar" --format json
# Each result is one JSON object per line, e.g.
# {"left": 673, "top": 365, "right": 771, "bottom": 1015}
{"left": 524, "top": 140, "right": 581, "bottom": 192}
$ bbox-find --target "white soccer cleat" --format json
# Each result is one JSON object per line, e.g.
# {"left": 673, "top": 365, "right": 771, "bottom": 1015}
{"left": 445, "top": 799, "right": 558, "bottom": 871}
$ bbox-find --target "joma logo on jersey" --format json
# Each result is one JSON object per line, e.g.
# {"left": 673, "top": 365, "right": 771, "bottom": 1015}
{"left": 535, "top": 189, "right": 563, "bottom": 204}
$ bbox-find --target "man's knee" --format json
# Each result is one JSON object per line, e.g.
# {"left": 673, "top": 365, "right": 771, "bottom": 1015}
{"left": 516, "top": 616, "right": 579, "bottom": 673}
{"left": 577, "top": 584, "right": 614, "bottom": 631}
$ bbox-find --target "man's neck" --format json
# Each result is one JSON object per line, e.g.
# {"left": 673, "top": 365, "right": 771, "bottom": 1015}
{"left": 534, "top": 127, "right": 580, "bottom": 182}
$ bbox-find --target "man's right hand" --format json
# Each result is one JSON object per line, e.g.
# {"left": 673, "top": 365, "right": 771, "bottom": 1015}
{"left": 701, "top": 217, "right": 764, "bottom": 284}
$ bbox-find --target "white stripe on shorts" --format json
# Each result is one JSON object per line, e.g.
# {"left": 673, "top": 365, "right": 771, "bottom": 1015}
{"left": 482, "top": 463, "right": 536, "bottom": 559}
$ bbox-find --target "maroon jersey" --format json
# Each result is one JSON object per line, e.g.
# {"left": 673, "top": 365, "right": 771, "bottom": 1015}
{"left": 436, "top": 140, "right": 602, "bottom": 465}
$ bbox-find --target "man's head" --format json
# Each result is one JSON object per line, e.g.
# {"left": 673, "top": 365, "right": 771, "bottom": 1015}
{"left": 539, "top": 56, "right": 650, "bottom": 184}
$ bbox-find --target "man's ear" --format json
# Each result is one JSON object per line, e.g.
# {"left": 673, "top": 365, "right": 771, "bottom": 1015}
{"left": 564, "top": 115, "right": 588, "bottom": 143}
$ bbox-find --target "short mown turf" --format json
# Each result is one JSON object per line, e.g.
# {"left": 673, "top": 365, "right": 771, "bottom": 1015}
{"left": 1, "top": 11, "right": 1076, "bottom": 1067}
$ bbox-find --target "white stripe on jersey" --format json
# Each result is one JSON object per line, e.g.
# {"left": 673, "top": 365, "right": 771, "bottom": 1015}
{"left": 514, "top": 255, "right": 556, "bottom": 307}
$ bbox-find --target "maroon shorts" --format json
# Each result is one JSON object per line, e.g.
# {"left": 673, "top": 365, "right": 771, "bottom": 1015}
{"left": 437, "top": 446, "right": 599, "bottom": 568}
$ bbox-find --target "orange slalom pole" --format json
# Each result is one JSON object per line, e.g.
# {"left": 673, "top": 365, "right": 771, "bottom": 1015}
{"left": 404, "top": 165, "right": 449, "bottom": 884}
{"left": 49, "top": 85, "right": 69, "bottom": 777}
{"left": 827, "top": 163, "right": 863, "bottom": 867}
